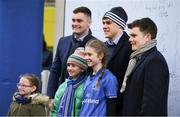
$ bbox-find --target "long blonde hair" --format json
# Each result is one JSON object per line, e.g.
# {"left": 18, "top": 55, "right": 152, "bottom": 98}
{"left": 85, "top": 39, "right": 108, "bottom": 88}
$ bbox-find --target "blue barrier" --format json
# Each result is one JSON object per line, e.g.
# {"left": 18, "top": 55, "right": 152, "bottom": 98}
{"left": 0, "top": 0, "right": 44, "bottom": 115}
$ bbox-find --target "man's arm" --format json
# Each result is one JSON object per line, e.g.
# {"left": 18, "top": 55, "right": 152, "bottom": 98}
{"left": 47, "top": 40, "right": 62, "bottom": 98}
{"left": 140, "top": 58, "right": 169, "bottom": 115}
{"left": 107, "top": 97, "right": 118, "bottom": 116}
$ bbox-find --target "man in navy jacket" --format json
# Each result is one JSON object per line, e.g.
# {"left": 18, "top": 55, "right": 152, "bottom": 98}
{"left": 102, "top": 7, "right": 132, "bottom": 115}
{"left": 47, "top": 6, "right": 95, "bottom": 99}
{"left": 121, "top": 17, "right": 169, "bottom": 116}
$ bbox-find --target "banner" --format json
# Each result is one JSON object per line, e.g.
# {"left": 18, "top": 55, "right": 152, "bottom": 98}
{"left": 0, "top": 0, "right": 44, "bottom": 115}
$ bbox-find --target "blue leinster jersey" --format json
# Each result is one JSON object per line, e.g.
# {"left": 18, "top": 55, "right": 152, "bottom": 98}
{"left": 80, "top": 68, "right": 118, "bottom": 116}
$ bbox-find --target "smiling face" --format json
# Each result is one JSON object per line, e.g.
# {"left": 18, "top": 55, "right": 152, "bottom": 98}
{"left": 67, "top": 63, "right": 83, "bottom": 78}
{"left": 102, "top": 18, "right": 123, "bottom": 40}
{"left": 85, "top": 46, "right": 103, "bottom": 69}
{"left": 17, "top": 77, "right": 36, "bottom": 96}
{"left": 72, "top": 12, "right": 91, "bottom": 38}
{"left": 129, "top": 27, "right": 150, "bottom": 51}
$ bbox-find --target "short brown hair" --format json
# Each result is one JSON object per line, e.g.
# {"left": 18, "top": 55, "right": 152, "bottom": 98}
{"left": 73, "top": 6, "right": 91, "bottom": 18}
{"left": 128, "top": 17, "right": 157, "bottom": 39}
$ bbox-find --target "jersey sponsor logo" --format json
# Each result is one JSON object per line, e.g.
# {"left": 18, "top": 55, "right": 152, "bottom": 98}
{"left": 82, "top": 98, "right": 99, "bottom": 104}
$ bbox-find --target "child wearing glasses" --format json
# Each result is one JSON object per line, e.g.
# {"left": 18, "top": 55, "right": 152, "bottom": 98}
{"left": 7, "top": 73, "right": 49, "bottom": 116}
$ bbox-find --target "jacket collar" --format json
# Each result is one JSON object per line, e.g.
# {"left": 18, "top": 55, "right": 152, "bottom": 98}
{"left": 129, "top": 46, "right": 157, "bottom": 76}
{"left": 72, "top": 29, "right": 93, "bottom": 44}
{"left": 108, "top": 31, "right": 130, "bottom": 62}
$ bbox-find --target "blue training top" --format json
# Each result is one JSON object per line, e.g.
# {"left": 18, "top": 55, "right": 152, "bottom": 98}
{"left": 80, "top": 68, "right": 118, "bottom": 116}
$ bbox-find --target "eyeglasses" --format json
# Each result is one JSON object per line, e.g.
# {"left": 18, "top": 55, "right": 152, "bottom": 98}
{"left": 17, "top": 83, "right": 32, "bottom": 88}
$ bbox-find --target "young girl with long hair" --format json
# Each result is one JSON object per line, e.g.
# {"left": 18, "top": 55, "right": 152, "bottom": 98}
{"left": 80, "top": 39, "right": 118, "bottom": 116}
{"left": 7, "top": 73, "right": 49, "bottom": 116}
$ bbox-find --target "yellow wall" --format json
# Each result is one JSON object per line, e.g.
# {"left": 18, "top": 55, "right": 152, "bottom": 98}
{"left": 43, "top": 6, "right": 55, "bottom": 48}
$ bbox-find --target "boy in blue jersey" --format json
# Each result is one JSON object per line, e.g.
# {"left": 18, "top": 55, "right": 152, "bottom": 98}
{"left": 80, "top": 39, "right": 118, "bottom": 116}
